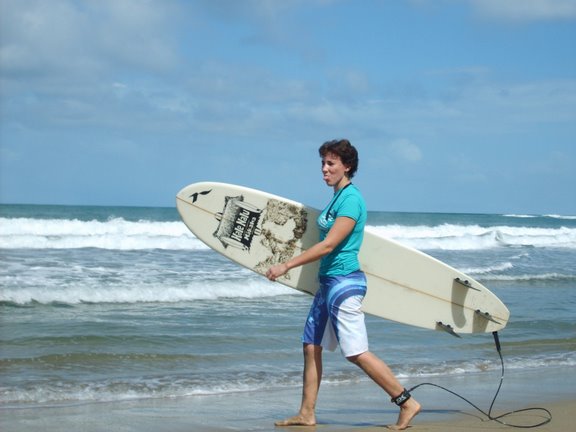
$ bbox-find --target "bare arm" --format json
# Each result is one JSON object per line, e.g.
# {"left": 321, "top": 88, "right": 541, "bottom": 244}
{"left": 265, "top": 216, "right": 356, "bottom": 281}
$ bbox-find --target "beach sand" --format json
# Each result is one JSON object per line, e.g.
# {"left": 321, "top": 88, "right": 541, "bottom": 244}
{"left": 2, "top": 366, "right": 573, "bottom": 431}
{"left": 340, "top": 400, "right": 572, "bottom": 431}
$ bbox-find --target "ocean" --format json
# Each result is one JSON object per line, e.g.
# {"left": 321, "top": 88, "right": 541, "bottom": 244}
{"left": 1, "top": 204, "right": 575, "bottom": 429}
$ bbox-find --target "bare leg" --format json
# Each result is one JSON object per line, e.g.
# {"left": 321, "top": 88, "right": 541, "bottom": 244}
{"left": 348, "top": 351, "right": 421, "bottom": 430}
{"left": 275, "top": 344, "right": 323, "bottom": 426}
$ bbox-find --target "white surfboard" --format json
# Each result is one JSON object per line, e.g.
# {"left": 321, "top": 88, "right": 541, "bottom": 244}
{"left": 176, "top": 182, "right": 509, "bottom": 335}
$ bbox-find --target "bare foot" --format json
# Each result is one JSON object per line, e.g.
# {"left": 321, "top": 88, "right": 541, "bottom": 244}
{"left": 275, "top": 414, "right": 316, "bottom": 427}
{"left": 387, "top": 398, "right": 421, "bottom": 430}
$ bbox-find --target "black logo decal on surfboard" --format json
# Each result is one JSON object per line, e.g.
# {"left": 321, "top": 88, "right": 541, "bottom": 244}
{"left": 189, "top": 189, "right": 212, "bottom": 203}
{"left": 213, "top": 195, "right": 262, "bottom": 250}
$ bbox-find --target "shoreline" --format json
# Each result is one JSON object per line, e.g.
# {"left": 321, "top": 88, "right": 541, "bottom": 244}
{"left": 2, "top": 365, "right": 574, "bottom": 431}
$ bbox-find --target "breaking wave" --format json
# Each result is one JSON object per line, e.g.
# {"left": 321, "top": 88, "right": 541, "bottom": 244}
{"left": 2, "top": 217, "right": 575, "bottom": 251}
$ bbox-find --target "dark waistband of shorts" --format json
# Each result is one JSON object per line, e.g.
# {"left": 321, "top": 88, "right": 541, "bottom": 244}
{"left": 318, "top": 270, "right": 365, "bottom": 284}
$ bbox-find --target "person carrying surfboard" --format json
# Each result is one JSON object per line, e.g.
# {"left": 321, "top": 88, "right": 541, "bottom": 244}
{"left": 266, "top": 139, "right": 421, "bottom": 430}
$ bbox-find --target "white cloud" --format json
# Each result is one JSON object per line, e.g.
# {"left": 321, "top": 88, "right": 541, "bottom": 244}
{"left": 470, "top": 0, "right": 576, "bottom": 22}
{"left": 388, "top": 139, "right": 423, "bottom": 163}
{"left": 0, "top": 0, "right": 179, "bottom": 80}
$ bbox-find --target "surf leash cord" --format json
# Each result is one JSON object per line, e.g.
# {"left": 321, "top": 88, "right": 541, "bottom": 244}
{"left": 408, "top": 331, "right": 552, "bottom": 428}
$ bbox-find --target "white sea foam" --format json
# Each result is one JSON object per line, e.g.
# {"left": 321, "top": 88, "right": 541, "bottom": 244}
{"left": 2, "top": 217, "right": 576, "bottom": 250}
{"left": 0, "top": 217, "right": 206, "bottom": 250}
{"left": 476, "top": 273, "right": 576, "bottom": 282}
{"left": 460, "top": 262, "right": 514, "bottom": 275}
{"left": 503, "top": 214, "right": 538, "bottom": 218}
{"left": 1, "top": 352, "right": 574, "bottom": 405}
{"left": 545, "top": 214, "right": 576, "bottom": 220}
{"left": 0, "top": 277, "right": 296, "bottom": 305}
{"left": 366, "top": 224, "right": 576, "bottom": 250}
{"left": 504, "top": 214, "right": 576, "bottom": 220}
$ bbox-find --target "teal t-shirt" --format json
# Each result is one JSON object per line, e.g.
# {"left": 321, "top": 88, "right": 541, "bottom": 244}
{"left": 317, "top": 184, "right": 367, "bottom": 276}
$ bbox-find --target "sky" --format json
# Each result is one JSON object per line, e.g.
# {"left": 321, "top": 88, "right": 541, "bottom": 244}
{"left": 1, "top": 0, "right": 575, "bottom": 214}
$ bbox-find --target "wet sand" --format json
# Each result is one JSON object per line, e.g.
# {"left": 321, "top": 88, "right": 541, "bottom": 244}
{"left": 2, "top": 366, "right": 573, "bottom": 431}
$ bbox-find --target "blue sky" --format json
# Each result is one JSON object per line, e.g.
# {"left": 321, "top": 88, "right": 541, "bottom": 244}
{"left": 1, "top": 0, "right": 575, "bottom": 214}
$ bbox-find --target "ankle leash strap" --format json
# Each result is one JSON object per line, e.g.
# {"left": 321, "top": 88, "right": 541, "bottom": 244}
{"left": 391, "top": 388, "right": 411, "bottom": 406}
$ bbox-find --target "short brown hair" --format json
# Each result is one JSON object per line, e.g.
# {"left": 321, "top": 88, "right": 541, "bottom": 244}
{"left": 318, "top": 139, "right": 359, "bottom": 178}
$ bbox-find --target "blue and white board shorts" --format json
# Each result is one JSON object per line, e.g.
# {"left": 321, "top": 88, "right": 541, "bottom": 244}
{"left": 302, "top": 271, "right": 369, "bottom": 357}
